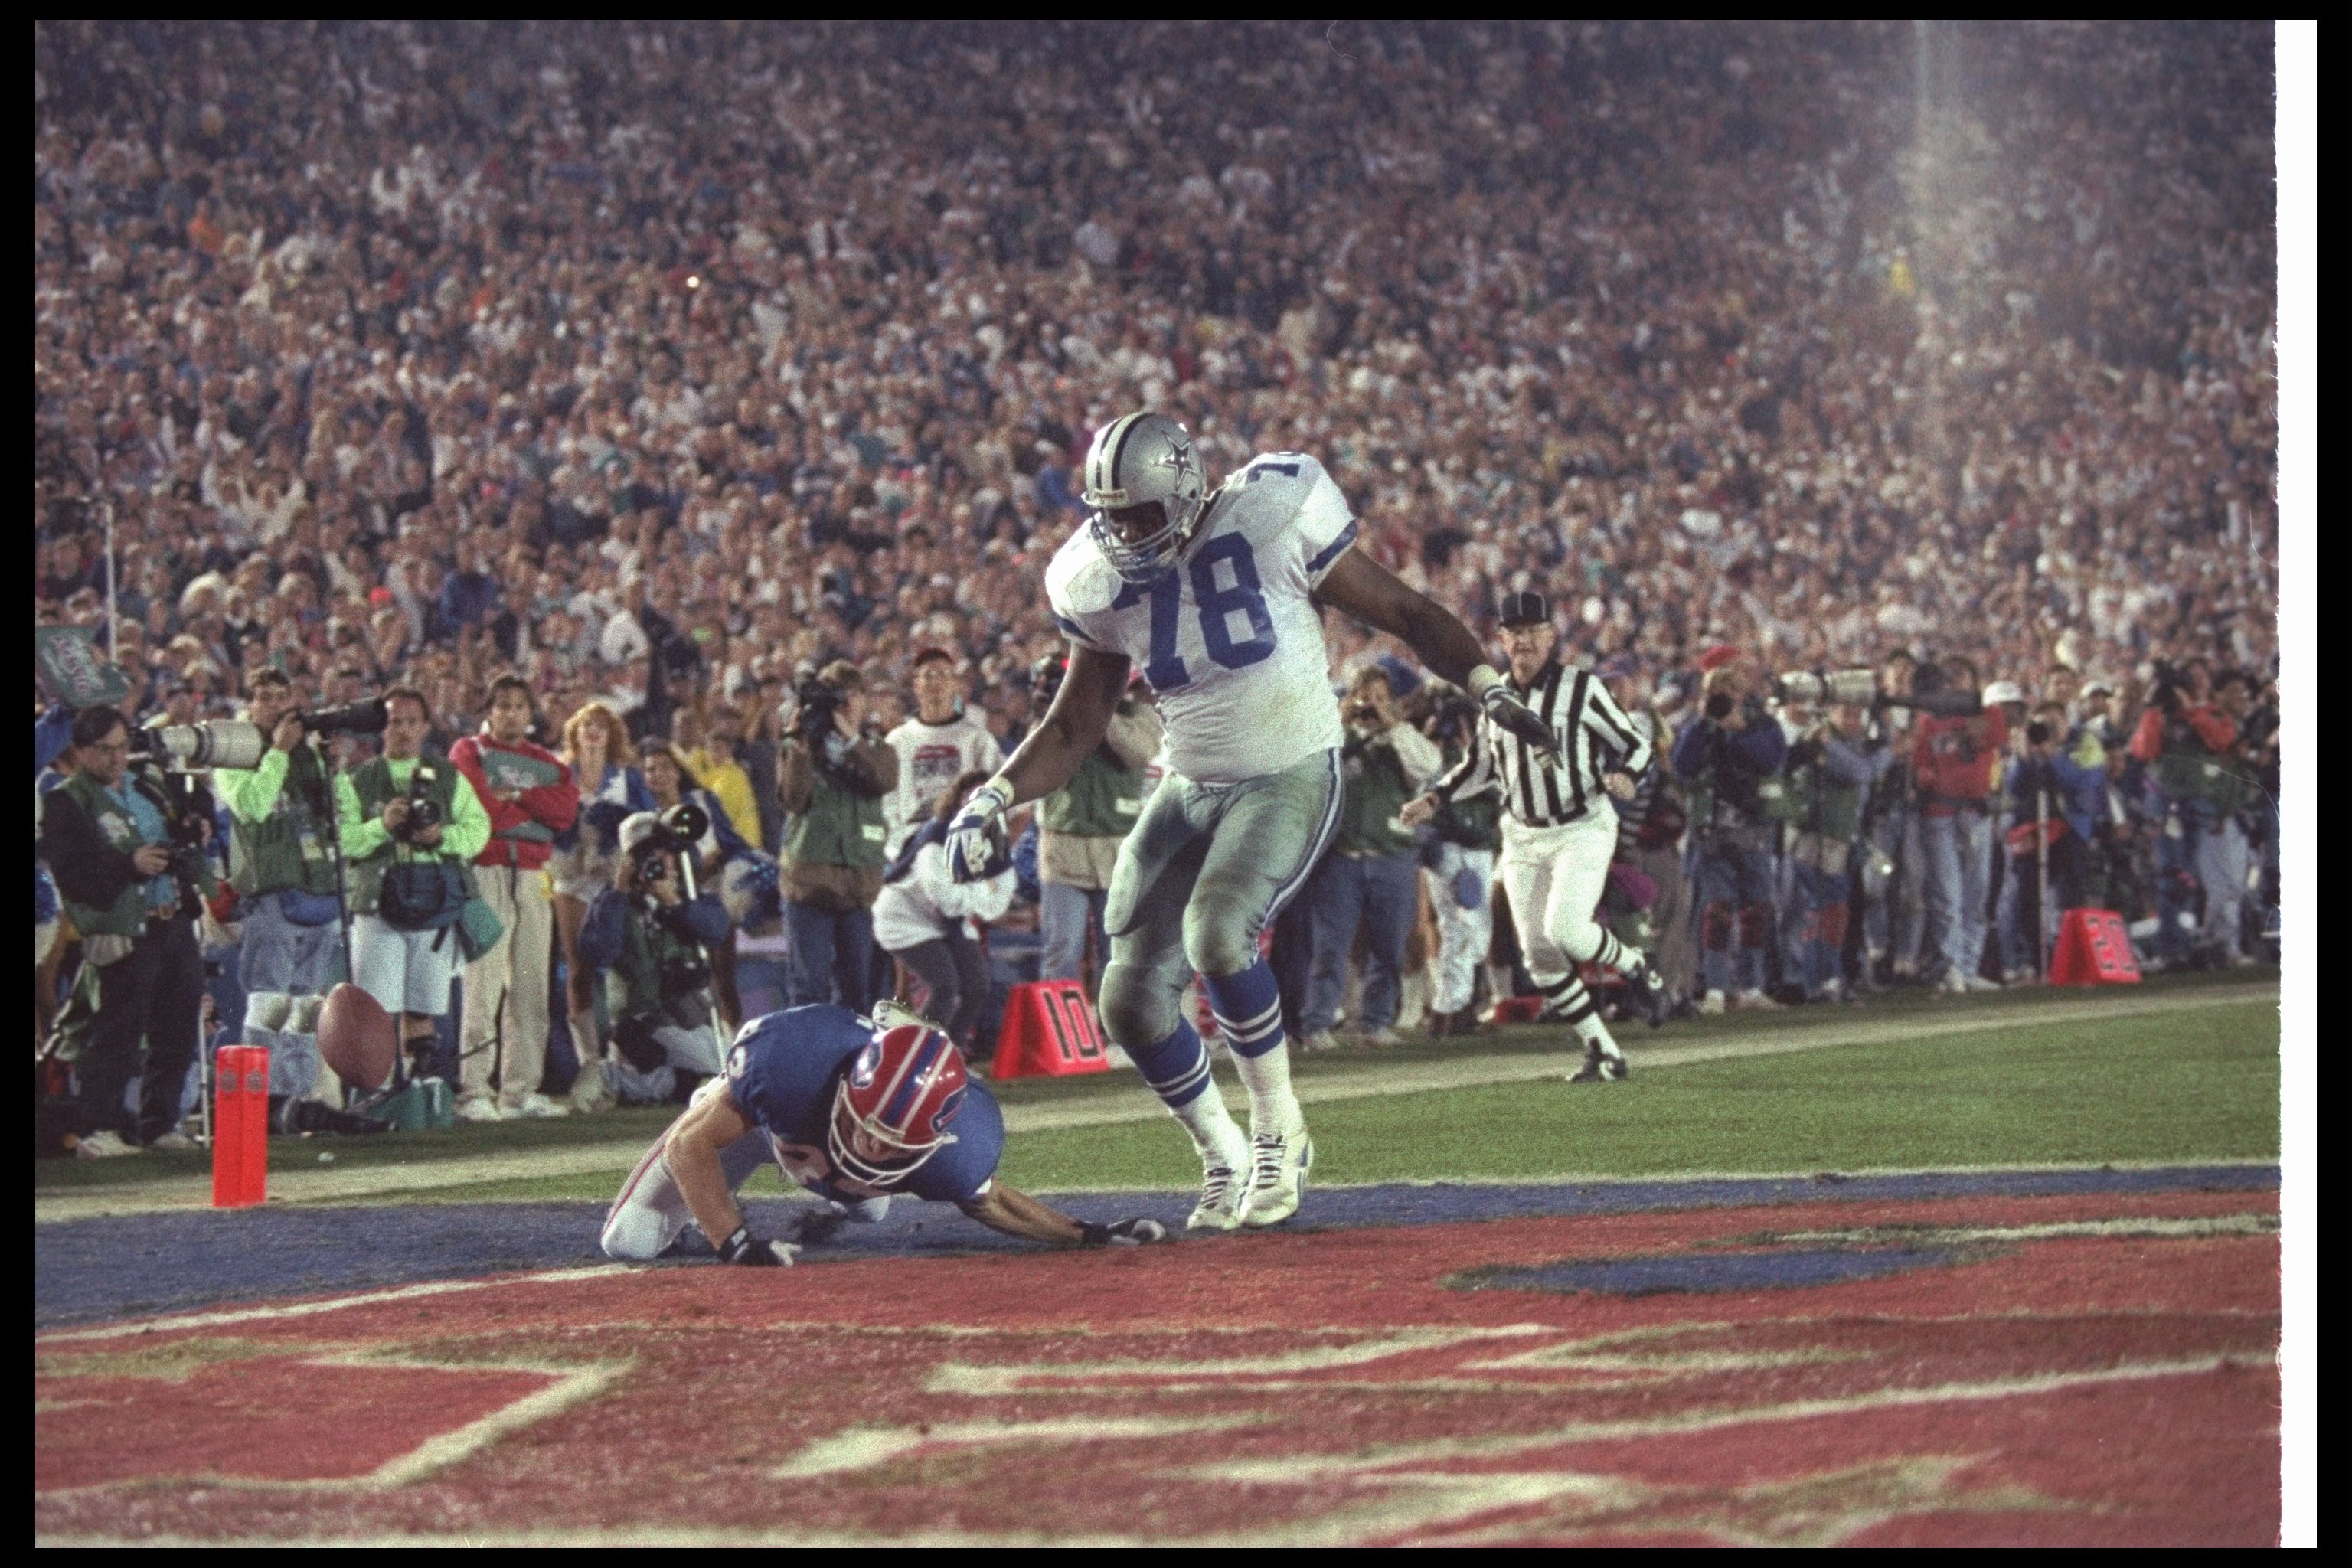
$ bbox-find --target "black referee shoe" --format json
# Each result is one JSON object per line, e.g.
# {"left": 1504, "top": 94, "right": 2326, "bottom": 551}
{"left": 1620, "top": 960, "right": 1671, "bottom": 1029}
{"left": 1566, "top": 1045, "right": 1630, "bottom": 1083}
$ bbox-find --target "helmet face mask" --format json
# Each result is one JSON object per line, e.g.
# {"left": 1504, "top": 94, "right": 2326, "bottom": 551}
{"left": 1083, "top": 413, "right": 1209, "bottom": 583}
{"left": 825, "top": 1024, "right": 967, "bottom": 1189}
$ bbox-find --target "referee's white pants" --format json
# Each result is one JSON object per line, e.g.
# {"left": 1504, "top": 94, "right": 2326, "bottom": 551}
{"left": 1498, "top": 808, "right": 1624, "bottom": 988}
{"left": 1422, "top": 844, "right": 1496, "bottom": 1017}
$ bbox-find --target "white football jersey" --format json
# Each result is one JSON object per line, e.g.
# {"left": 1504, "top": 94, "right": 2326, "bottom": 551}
{"left": 1047, "top": 452, "right": 1357, "bottom": 784}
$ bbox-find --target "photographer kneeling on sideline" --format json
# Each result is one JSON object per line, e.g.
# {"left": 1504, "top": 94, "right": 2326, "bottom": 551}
{"left": 337, "top": 687, "right": 492, "bottom": 1086}
{"left": 576, "top": 811, "right": 733, "bottom": 1103}
{"left": 38, "top": 705, "right": 210, "bottom": 1156}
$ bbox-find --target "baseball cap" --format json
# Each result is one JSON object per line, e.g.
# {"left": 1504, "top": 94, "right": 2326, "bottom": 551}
{"left": 1498, "top": 590, "right": 1550, "bottom": 627}
{"left": 1981, "top": 680, "right": 2027, "bottom": 706}
{"left": 1697, "top": 644, "right": 1743, "bottom": 673}
{"left": 911, "top": 644, "right": 956, "bottom": 669}
{"left": 617, "top": 812, "right": 662, "bottom": 856}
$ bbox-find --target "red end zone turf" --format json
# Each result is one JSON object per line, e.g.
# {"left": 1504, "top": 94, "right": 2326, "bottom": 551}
{"left": 35, "top": 1187, "right": 2278, "bottom": 1546}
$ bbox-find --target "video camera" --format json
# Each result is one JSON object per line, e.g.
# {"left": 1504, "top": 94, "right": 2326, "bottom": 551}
{"left": 1770, "top": 668, "right": 1983, "bottom": 718}
{"left": 791, "top": 665, "right": 845, "bottom": 746}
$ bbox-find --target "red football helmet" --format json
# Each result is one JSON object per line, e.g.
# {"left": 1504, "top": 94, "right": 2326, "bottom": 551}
{"left": 828, "top": 1022, "right": 969, "bottom": 1187}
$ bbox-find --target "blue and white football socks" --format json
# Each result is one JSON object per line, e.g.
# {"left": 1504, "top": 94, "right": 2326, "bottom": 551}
{"left": 1201, "top": 962, "right": 1302, "bottom": 1134}
{"left": 1128, "top": 1018, "right": 1248, "bottom": 1164}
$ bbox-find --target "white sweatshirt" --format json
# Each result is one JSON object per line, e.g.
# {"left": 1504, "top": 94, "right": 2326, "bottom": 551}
{"left": 870, "top": 839, "right": 1015, "bottom": 952}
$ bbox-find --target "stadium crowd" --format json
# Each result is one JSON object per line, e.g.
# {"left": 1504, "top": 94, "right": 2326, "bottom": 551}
{"left": 34, "top": 21, "right": 2278, "bottom": 1152}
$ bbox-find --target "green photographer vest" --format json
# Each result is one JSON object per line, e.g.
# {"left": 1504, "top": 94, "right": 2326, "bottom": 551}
{"left": 227, "top": 744, "right": 340, "bottom": 898}
{"left": 54, "top": 773, "right": 163, "bottom": 938}
{"left": 1040, "top": 747, "right": 1145, "bottom": 839}
{"left": 1335, "top": 739, "right": 1418, "bottom": 856}
{"left": 347, "top": 753, "right": 465, "bottom": 916}
{"left": 786, "top": 766, "right": 888, "bottom": 871}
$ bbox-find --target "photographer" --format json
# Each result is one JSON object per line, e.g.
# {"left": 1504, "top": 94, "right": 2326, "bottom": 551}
{"left": 1911, "top": 657, "right": 2009, "bottom": 993}
{"left": 211, "top": 669, "right": 345, "bottom": 1105}
{"left": 1030, "top": 655, "right": 1161, "bottom": 991}
{"left": 335, "top": 687, "right": 492, "bottom": 1089}
{"left": 1299, "top": 665, "right": 1442, "bottom": 1050}
{"left": 778, "top": 662, "right": 899, "bottom": 1011}
{"left": 1414, "top": 679, "right": 1503, "bottom": 1036}
{"left": 1671, "top": 647, "right": 1790, "bottom": 1012}
{"left": 2126, "top": 658, "right": 2245, "bottom": 968}
{"left": 37, "top": 705, "right": 209, "bottom": 1156}
{"left": 451, "top": 675, "right": 580, "bottom": 1121}
{"left": 1781, "top": 702, "right": 1894, "bottom": 1001}
{"left": 574, "top": 812, "right": 732, "bottom": 1102}
{"left": 1998, "top": 701, "right": 2109, "bottom": 975}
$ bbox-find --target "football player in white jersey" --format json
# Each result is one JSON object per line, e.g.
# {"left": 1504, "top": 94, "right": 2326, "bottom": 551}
{"left": 946, "top": 412, "right": 1558, "bottom": 1230}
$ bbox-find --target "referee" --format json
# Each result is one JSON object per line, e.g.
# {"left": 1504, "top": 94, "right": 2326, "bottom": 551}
{"left": 1402, "top": 592, "right": 1664, "bottom": 1081}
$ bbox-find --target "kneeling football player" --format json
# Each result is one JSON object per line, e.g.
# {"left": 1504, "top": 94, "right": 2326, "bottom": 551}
{"left": 600, "top": 1002, "right": 1165, "bottom": 1264}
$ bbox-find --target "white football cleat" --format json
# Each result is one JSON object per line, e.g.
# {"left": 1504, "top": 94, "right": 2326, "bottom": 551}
{"left": 1239, "top": 1125, "right": 1313, "bottom": 1228}
{"left": 1187, "top": 1161, "right": 1249, "bottom": 1232}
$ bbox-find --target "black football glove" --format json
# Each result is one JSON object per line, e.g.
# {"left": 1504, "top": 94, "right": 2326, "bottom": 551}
{"left": 718, "top": 1226, "right": 796, "bottom": 1266}
{"left": 1479, "top": 683, "right": 1562, "bottom": 768}
{"left": 1078, "top": 1217, "right": 1170, "bottom": 1247}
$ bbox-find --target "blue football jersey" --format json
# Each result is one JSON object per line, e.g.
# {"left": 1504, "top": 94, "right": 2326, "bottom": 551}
{"left": 723, "top": 1004, "right": 1004, "bottom": 1205}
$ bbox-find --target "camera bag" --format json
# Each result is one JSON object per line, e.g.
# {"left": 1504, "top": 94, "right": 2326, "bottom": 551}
{"left": 378, "top": 858, "right": 467, "bottom": 933}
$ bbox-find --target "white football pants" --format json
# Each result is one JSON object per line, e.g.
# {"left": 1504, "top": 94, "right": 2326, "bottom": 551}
{"left": 1498, "top": 808, "right": 1628, "bottom": 981}
{"left": 1423, "top": 844, "right": 1496, "bottom": 1017}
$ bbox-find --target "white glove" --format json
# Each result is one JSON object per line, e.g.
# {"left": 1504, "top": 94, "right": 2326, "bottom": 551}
{"left": 946, "top": 780, "right": 1013, "bottom": 883}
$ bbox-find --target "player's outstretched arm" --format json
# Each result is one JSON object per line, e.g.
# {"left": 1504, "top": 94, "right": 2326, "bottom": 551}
{"left": 1316, "top": 549, "right": 1563, "bottom": 763}
{"left": 946, "top": 645, "right": 1132, "bottom": 883}
{"left": 958, "top": 1181, "right": 1168, "bottom": 1248}
{"left": 665, "top": 1085, "right": 792, "bottom": 1265}
{"left": 1314, "top": 549, "right": 1488, "bottom": 685}
{"left": 992, "top": 645, "right": 1132, "bottom": 808}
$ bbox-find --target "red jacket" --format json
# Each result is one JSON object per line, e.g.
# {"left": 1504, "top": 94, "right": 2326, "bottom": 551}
{"left": 1912, "top": 708, "right": 2009, "bottom": 815}
{"left": 451, "top": 734, "right": 580, "bottom": 871}
{"left": 2128, "top": 703, "right": 2236, "bottom": 763}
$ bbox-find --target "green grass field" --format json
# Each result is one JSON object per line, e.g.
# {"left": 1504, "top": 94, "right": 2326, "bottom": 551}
{"left": 34, "top": 972, "right": 2280, "bottom": 1212}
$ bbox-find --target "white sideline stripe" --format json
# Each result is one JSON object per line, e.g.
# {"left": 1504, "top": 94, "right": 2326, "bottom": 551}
{"left": 1775, "top": 1214, "right": 2278, "bottom": 1246}
{"left": 38, "top": 1265, "right": 632, "bottom": 1344}
{"left": 1187, "top": 1354, "right": 2273, "bottom": 1482}
{"left": 34, "top": 984, "right": 2275, "bottom": 1221}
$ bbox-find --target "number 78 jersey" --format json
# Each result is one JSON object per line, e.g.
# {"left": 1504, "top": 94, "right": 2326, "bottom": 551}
{"left": 1048, "top": 452, "right": 1359, "bottom": 785}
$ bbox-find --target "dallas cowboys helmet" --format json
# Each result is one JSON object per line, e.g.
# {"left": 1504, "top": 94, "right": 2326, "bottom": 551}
{"left": 1082, "top": 412, "right": 1209, "bottom": 583}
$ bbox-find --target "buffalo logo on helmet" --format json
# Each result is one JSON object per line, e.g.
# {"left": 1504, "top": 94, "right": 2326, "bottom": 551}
{"left": 827, "top": 1024, "right": 969, "bottom": 1189}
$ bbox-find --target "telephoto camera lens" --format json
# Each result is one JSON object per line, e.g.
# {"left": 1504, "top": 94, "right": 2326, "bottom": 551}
{"left": 1705, "top": 691, "right": 1736, "bottom": 721}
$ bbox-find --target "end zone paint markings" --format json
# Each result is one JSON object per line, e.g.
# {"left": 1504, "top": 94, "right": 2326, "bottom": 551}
{"left": 33, "top": 1175, "right": 2280, "bottom": 1546}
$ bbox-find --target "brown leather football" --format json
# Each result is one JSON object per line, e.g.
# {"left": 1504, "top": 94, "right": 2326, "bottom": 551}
{"left": 317, "top": 982, "right": 400, "bottom": 1093}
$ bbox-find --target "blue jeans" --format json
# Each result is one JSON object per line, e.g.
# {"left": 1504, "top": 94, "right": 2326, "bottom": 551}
{"left": 1863, "top": 804, "right": 1925, "bottom": 967}
{"left": 1301, "top": 851, "right": 1419, "bottom": 1034}
{"left": 1691, "top": 836, "right": 1775, "bottom": 995}
{"left": 2196, "top": 815, "right": 2251, "bottom": 959}
{"left": 1918, "top": 810, "right": 1993, "bottom": 982}
{"left": 1038, "top": 881, "right": 1109, "bottom": 985}
{"left": 784, "top": 900, "right": 875, "bottom": 1011}
{"left": 1785, "top": 858, "right": 1851, "bottom": 998}
{"left": 2151, "top": 795, "right": 2201, "bottom": 962}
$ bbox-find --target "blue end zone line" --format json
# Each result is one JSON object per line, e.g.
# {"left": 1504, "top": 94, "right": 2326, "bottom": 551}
{"left": 35, "top": 1163, "right": 2278, "bottom": 1331}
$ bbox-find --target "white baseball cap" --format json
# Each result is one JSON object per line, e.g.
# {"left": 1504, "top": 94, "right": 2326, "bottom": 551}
{"left": 618, "top": 812, "right": 663, "bottom": 855}
{"left": 1981, "top": 681, "right": 2028, "bottom": 706}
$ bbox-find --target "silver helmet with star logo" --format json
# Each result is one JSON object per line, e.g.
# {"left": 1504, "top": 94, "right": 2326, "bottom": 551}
{"left": 1080, "top": 411, "right": 1210, "bottom": 583}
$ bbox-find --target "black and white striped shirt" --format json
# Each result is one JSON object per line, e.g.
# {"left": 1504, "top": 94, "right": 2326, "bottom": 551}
{"left": 1429, "top": 660, "right": 1652, "bottom": 828}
